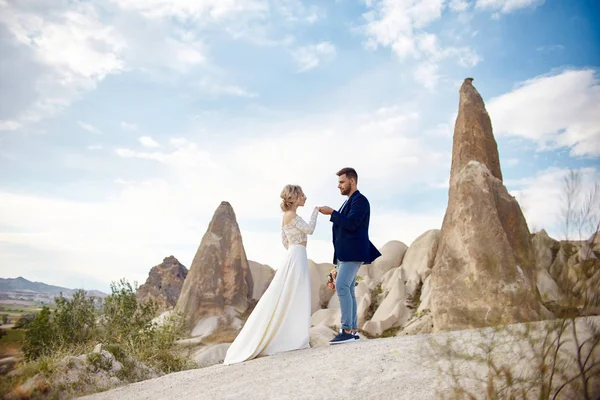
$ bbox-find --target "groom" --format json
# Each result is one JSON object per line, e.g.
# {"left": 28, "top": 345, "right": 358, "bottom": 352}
{"left": 319, "top": 167, "right": 381, "bottom": 345}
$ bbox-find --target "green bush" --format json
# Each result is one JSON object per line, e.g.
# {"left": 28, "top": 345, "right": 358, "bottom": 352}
{"left": 22, "top": 307, "right": 56, "bottom": 361}
{"left": 19, "top": 278, "right": 193, "bottom": 379}
{"left": 53, "top": 289, "right": 97, "bottom": 346}
{"left": 14, "top": 313, "right": 35, "bottom": 329}
{"left": 102, "top": 279, "right": 158, "bottom": 345}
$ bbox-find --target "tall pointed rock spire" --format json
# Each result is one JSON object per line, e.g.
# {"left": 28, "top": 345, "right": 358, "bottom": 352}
{"left": 428, "top": 78, "right": 543, "bottom": 332}
{"left": 176, "top": 201, "right": 254, "bottom": 333}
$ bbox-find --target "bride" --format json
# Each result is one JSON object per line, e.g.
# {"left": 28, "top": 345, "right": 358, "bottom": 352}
{"left": 223, "top": 184, "right": 319, "bottom": 365}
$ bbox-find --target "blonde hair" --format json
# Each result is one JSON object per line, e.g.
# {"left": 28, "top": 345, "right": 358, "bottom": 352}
{"left": 280, "top": 184, "right": 304, "bottom": 212}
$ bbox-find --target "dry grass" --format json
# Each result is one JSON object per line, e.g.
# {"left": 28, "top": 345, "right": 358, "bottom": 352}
{"left": 0, "top": 328, "right": 25, "bottom": 361}
{"left": 202, "top": 328, "right": 239, "bottom": 344}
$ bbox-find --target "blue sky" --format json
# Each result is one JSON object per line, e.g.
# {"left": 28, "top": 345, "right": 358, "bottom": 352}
{"left": 0, "top": 0, "right": 598, "bottom": 293}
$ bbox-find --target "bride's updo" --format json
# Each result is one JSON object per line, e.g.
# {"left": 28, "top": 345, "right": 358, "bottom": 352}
{"left": 280, "top": 184, "right": 304, "bottom": 211}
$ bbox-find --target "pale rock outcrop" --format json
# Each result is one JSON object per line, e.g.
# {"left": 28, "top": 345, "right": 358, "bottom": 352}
{"left": 362, "top": 268, "right": 410, "bottom": 336}
{"left": 536, "top": 269, "right": 566, "bottom": 304}
{"left": 532, "top": 230, "right": 560, "bottom": 271}
{"left": 175, "top": 201, "right": 253, "bottom": 334}
{"left": 308, "top": 260, "right": 336, "bottom": 313}
{"left": 400, "top": 230, "right": 440, "bottom": 298}
{"left": 248, "top": 261, "right": 275, "bottom": 301}
{"left": 428, "top": 78, "right": 542, "bottom": 332}
{"left": 310, "top": 308, "right": 341, "bottom": 328}
{"left": 358, "top": 241, "right": 408, "bottom": 281}
{"left": 193, "top": 343, "right": 231, "bottom": 367}
{"left": 137, "top": 256, "right": 188, "bottom": 311}
{"left": 190, "top": 307, "right": 243, "bottom": 338}
{"left": 546, "top": 239, "right": 600, "bottom": 309}
{"left": 8, "top": 346, "right": 159, "bottom": 399}
{"left": 309, "top": 325, "right": 339, "bottom": 347}
{"left": 397, "top": 313, "right": 434, "bottom": 336}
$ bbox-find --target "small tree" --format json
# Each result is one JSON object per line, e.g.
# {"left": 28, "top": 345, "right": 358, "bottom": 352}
{"left": 53, "top": 289, "right": 98, "bottom": 346}
{"left": 101, "top": 279, "right": 159, "bottom": 344}
{"left": 22, "top": 307, "right": 56, "bottom": 361}
{"left": 13, "top": 313, "right": 35, "bottom": 329}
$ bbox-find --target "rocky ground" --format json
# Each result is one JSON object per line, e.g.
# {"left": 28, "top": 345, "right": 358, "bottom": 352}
{"left": 80, "top": 317, "right": 600, "bottom": 400}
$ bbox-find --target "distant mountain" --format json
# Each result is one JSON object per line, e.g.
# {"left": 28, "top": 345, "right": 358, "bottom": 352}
{"left": 0, "top": 277, "right": 107, "bottom": 297}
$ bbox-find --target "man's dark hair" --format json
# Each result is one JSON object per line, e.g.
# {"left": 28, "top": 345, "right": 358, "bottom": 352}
{"left": 336, "top": 167, "right": 358, "bottom": 183}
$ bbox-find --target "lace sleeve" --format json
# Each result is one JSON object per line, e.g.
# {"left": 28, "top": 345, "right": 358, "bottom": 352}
{"left": 291, "top": 207, "right": 319, "bottom": 235}
{"left": 281, "top": 229, "right": 289, "bottom": 249}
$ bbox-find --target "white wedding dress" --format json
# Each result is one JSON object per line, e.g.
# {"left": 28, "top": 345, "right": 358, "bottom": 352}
{"left": 223, "top": 207, "right": 319, "bottom": 365}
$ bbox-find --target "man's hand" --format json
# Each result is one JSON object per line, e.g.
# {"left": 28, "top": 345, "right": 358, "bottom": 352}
{"left": 319, "top": 206, "right": 334, "bottom": 215}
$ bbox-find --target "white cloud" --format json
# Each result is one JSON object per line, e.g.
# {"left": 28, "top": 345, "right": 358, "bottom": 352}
{"left": 0, "top": 0, "right": 325, "bottom": 129}
{"left": 362, "top": 0, "right": 479, "bottom": 88}
{"left": 414, "top": 62, "right": 440, "bottom": 90}
{"left": 108, "top": 0, "right": 322, "bottom": 25}
{"left": 0, "top": 120, "right": 21, "bottom": 131}
{"left": 120, "top": 122, "right": 138, "bottom": 131}
{"left": 1, "top": 5, "right": 125, "bottom": 80}
{"left": 197, "top": 79, "right": 258, "bottom": 98}
{"left": 370, "top": 209, "right": 446, "bottom": 248}
{"left": 476, "top": 0, "right": 545, "bottom": 14}
{"left": 363, "top": 0, "right": 445, "bottom": 59}
{"left": 508, "top": 167, "right": 599, "bottom": 240}
{"left": 291, "top": 42, "right": 336, "bottom": 72}
{"left": 487, "top": 69, "right": 600, "bottom": 156}
{"left": 0, "top": 105, "right": 451, "bottom": 287}
{"left": 449, "top": 0, "right": 471, "bottom": 12}
{"left": 78, "top": 121, "right": 102, "bottom": 135}
{"left": 139, "top": 136, "right": 160, "bottom": 148}
{"left": 0, "top": 2, "right": 126, "bottom": 125}
{"left": 170, "top": 38, "right": 206, "bottom": 68}
{"left": 536, "top": 44, "right": 564, "bottom": 52}
{"left": 87, "top": 145, "right": 103, "bottom": 151}
{"left": 107, "top": 0, "right": 270, "bottom": 21}
{"left": 116, "top": 138, "right": 215, "bottom": 169}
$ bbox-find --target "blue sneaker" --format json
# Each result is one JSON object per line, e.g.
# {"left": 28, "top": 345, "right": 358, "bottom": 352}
{"left": 330, "top": 330, "right": 356, "bottom": 345}
{"left": 339, "top": 329, "right": 360, "bottom": 341}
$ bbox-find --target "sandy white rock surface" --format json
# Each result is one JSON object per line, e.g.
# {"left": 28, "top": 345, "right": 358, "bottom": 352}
{"left": 80, "top": 331, "right": 459, "bottom": 400}
{"left": 80, "top": 317, "right": 600, "bottom": 400}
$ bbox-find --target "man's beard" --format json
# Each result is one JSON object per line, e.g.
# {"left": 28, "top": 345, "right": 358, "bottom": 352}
{"left": 340, "top": 186, "right": 350, "bottom": 195}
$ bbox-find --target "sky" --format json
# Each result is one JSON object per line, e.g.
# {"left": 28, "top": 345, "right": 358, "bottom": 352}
{"left": 0, "top": 0, "right": 599, "bottom": 293}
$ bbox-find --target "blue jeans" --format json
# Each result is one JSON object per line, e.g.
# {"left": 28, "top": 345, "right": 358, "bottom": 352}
{"left": 336, "top": 261, "right": 362, "bottom": 330}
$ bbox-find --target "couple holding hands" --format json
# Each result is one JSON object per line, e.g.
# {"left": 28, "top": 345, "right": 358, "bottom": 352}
{"left": 224, "top": 167, "right": 381, "bottom": 365}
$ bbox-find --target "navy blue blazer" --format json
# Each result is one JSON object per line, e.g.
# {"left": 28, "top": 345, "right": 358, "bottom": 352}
{"left": 330, "top": 190, "right": 382, "bottom": 265}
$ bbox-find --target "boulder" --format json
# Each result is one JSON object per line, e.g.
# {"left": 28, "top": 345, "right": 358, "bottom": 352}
{"left": 400, "top": 230, "right": 440, "bottom": 298}
{"left": 248, "top": 261, "right": 275, "bottom": 301}
{"left": 358, "top": 241, "right": 408, "bottom": 281}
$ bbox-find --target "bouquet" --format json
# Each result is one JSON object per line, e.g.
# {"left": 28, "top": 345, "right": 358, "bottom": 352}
{"left": 326, "top": 269, "right": 363, "bottom": 290}
{"left": 326, "top": 269, "right": 337, "bottom": 290}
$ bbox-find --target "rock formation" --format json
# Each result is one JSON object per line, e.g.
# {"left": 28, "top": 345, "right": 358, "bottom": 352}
{"left": 428, "top": 78, "right": 543, "bottom": 332}
{"left": 533, "top": 230, "right": 600, "bottom": 311}
{"left": 400, "top": 230, "right": 439, "bottom": 298}
{"left": 248, "top": 261, "right": 275, "bottom": 301}
{"left": 175, "top": 201, "right": 254, "bottom": 333}
{"left": 308, "top": 260, "right": 336, "bottom": 314}
{"left": 137, "top": 256, "right": 188, "bottom": 310}
{"left": 358, "top": 241, "right": 407, "bottom": 281}
{"left": 362, "top": 267, "right": 410, "bottom": 336}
